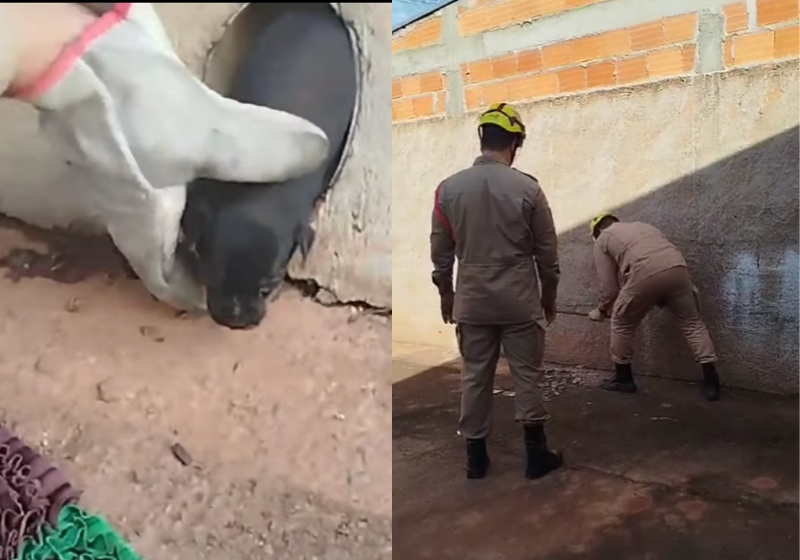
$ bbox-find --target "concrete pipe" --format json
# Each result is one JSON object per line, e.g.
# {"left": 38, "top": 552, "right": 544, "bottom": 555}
{"left": 205, "top": 3, "right": 391, "bottom": 310}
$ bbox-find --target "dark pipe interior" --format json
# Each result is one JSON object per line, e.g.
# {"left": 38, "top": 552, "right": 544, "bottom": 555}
{"left": 179, "top": 3, "right": 359, "bottom": 329}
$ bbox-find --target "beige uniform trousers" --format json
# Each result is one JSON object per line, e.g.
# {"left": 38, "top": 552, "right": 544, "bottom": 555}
{"left": 611, "top": 266, "right": 718, "bottom": 365}
{"left": 456, "top": 321, "right": 550, "bottom": 440}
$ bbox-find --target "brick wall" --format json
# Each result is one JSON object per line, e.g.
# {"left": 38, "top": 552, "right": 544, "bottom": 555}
{"left": 392, "top": 0, "right": 800, "bottom": 123}
{"left": 392, "top": 15, "right": 442, "bottom": 52}
{"left": 392, "top": 71, "right": 447, "bottom": 120}
{"left": 456, "top": 0, "right": 611, "bottom": 36}
{"left": 723, "top": 0, "right": 799, "bottom": 67}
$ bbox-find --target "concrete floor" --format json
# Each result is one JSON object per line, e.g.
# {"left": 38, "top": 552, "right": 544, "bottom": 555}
{"left": 0, "top": 220, "right": 391, "bottom": 560}
{"left": 393, "top": 356, "right": 799, "bottom": 560}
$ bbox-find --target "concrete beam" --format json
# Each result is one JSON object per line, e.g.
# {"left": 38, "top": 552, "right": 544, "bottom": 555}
{"left": 745, "top": 0, "right": 759, "bottom": 30}
{"left": 697, "top": 10, "right": 726, "bottom": 74}
{"left": 441, "top": 6, "right": 465, "bottom": 116}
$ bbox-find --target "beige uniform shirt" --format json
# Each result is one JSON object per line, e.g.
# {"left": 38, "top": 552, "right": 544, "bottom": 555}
{"left": 430, "top": 155, "right": 560, "bottom": 325}
{"left": 593, "top": 221, "right": 687, "bottom": 315}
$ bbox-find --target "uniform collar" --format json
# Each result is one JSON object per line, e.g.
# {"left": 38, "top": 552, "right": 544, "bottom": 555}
{"left": 473, "top": 154, "right": 509, "bottom": 167}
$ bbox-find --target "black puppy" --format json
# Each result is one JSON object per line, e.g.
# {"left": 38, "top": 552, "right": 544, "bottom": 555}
{"left": 180, "top": 5, "right": 358, "bottom": 329}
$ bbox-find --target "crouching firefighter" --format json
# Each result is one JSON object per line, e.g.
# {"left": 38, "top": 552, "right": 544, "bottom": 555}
{"left": 588, "top": 213, "right": 721, "bottom": 401}
{"left": 430, "top": 103, "right": 563, "bottom": 480}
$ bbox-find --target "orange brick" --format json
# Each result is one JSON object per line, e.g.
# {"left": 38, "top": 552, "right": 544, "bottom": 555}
{"left": 663, "top": 13, "right": 698, "bottom": 43}
{"left": 681, "top": 44, "right": 697, "bottom": 71}
{"left": 571, "top": 29, "right": 631, "bottom": 62}
{"left": 392, "top": 79, "right": 402, "bottom": 99}
{"left": 505, "top": 72, "right": 559, "bottom": 101}
{"left": 723, "top": 3, "right": 749, "bottom": 33}
{"left": 392, "top": 17, "right": 442, "bottom": 52}
{"left": 482, "top": 81, "right": 509, "bottom": 104}
{"left": 463, "top": 59, "right": 493, "bottom": 84}
{"left": 775, "top": 24, "right": 800, "bottom": 57}
{"left": 565, "top": 0, "right": 607, "bottom": 8}
{"left": 756, "top": 0, "right": 800, "bottom": 26}
{"left": 419, "top": 72, "right": 445, "bottom": 93}
{"left": 412, "top": 94, "right": 435, "bottom": 118}
{"left": 557, "top": 66, "right": 587, "bottom": 92}
{"left": 464, "top": 86, "right": 483, "bottom": 111}
{"left": 457, "top": 0, "right": 555, "bottom": 36}
{"left": 457, "top": 9, "right": 487, "bottom": 36}
{"left": 616, "top": 55, "right": 649, "bottom": 83}
{"left": 647, "top": 46, "right": 686, "bottom": 78}
{"left": 517, "top": 49, "right": 544, "bottom": 73}
{"left": 630, "top": 21, "right": 666, "bottom": 51}
{"left": 586, "top": 61, "right": 616, "bottom": 87}
{"left": 392, "top": 98, "right": 414, "bottom": 121}
{"left": 399, "top": 75, "right": 420, "bottom": 96}
{"left": 723, "top": 37, "right": 735, "bottom": 66}
{"left": 435, "top": 92, "right": 447, "bottom": 113}
{"left": 599, "top": 29, "right": 632, "bottom": 58}
{"left": 492, "top": 54, "right": 519, "bottom": 79}
{"left": 733, "top": 29, "right": 776, "bottom": 64}
{"left": 542, "top": 42, "right": 572, "bottom": 68}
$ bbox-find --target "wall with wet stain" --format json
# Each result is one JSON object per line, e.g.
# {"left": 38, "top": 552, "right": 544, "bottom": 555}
{"left": 393, "top": 62, "right": 799, "bottom": 393}
{"left": 0, "top": 3, "right": 391, "bottom": 309}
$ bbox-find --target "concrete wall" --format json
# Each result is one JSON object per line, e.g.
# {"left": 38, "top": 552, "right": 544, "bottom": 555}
{"left": 392, "top": 0, "right": 800, "bottom": 393}
{"left": 0, "top": 2, "right": 391, "bottom": 309}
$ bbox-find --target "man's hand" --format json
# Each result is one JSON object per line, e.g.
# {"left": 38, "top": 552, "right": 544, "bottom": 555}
{"left": 440, "top": 291, "right": 455, "bottom": 324}
{"left": 7, "top": 3, "right": 329, "bottom": 188}
{"left": 588, "top": 308, "right": 606, "bottom": 322}
{"left": 543, "top": 306, "right": 557, "bottom": 326}
{"left": 2, "top": 3, "right": 330, "bottom": 311}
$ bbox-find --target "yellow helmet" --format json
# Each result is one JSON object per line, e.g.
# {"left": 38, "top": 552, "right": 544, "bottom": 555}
{"left": 590, "top": 213, "right": 617, "bottom": 237}
{"left": 478, "top": 103, "right": 526, "bottom": 139}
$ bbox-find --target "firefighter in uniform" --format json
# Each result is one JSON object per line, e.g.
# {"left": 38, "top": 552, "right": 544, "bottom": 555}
{"left": 588, "top": 213, "right": 721, "bottom": 400}
{"left": 430, "top": 103, "right": 563, "bottom": 480}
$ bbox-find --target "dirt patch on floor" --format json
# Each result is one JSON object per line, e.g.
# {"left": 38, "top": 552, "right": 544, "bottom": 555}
{"left": 0, "top": 224, "right": 391, "bottom": 559}
{"left": 393, "top": 358, "right": 798, "bottom": 560}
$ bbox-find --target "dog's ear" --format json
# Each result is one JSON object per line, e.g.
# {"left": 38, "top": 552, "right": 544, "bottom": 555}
{"left": 181, "top": 191, "right": 213, "bottom": 249}
{"left": 295, "top": 224, "right": 316, "bottom": 264}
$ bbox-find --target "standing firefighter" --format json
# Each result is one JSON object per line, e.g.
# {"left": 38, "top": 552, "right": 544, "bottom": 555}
{"left": 430, "top": 103, "right": 563, "bottom": 480}
{"left": 588, "top": 213, "right": 721, "bottom": 401}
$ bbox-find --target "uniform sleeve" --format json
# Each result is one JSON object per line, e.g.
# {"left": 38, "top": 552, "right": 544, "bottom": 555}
{"left": 593, "top": 236, "right": 619, "bottom": 315}
{"left": 430, "top": 183, "right": 456, "bottom": 295}
{"left": 528, "top": 188, "right": 560, "bottom": 310}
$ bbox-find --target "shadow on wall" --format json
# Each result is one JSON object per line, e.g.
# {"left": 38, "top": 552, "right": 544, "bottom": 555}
{"left": 550, "top": 127, "right": 799, "bottom": 394}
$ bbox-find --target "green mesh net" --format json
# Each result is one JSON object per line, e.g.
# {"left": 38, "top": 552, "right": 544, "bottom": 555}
{"left": 18, "top": 505, "right": 143, "bottom": 560}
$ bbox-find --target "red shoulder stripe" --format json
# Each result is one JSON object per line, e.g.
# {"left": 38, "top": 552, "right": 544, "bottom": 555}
{"left": 433, "top": 183, "right": 455, "bottom": 241}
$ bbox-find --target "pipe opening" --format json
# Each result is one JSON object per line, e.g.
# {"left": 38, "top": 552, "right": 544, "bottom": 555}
{"left": 203, "top": 2, "right": 360, "bottom": 190}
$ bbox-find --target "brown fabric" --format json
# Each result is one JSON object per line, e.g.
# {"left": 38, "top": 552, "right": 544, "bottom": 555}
{"left": 0, "top": 424, "right": 80, "bottom": 559}
{"left": 610, "top": 266, "right": 718, "bottom": 365}
{"left": 593, "top": 221, "right": 687, "bottom": 316}
{"left": 431, "top": 155, "right": 559, "bottom": 325}
{"left": 456, "top": 321, "right": 550, "bottom": 439}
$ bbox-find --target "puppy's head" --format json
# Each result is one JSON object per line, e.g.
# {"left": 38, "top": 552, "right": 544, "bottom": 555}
{"left": 198, "top": 215, "right": 284, "bottom": 329}
{"left": 192, "top": 205, "right": 314, "bottom": 330}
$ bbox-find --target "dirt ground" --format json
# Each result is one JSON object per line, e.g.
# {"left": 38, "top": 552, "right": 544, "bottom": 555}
{"left": 0, "top": 220, "right": 391, "bottom": 560}
{"left": 394, "top": 353, "right": 799, "bottom": 560}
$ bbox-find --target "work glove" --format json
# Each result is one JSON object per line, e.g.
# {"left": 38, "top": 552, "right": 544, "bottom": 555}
{"left": 440, "top": 291, "right": 455, "bottom": 325}
{"left": 4, "top": 3, "right": 329, "bottom": 311}
{"left": 588, "top": 308, "right": 606, "bottom": 322}
{"left": 543, "top": 305, "right": 557, "bottom": 326}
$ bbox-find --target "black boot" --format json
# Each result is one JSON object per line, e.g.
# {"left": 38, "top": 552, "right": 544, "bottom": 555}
{"left": 465, "top": 438, "right": 490, "bottom": 479}
{"left": 600, "top": 362, "right": 637, "bottom": 393}
{"left": 523, "top": 425, "right": 563, "bottom": 480}
{"left": 701, "top": 362, "right": 720, "bottom": 401}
